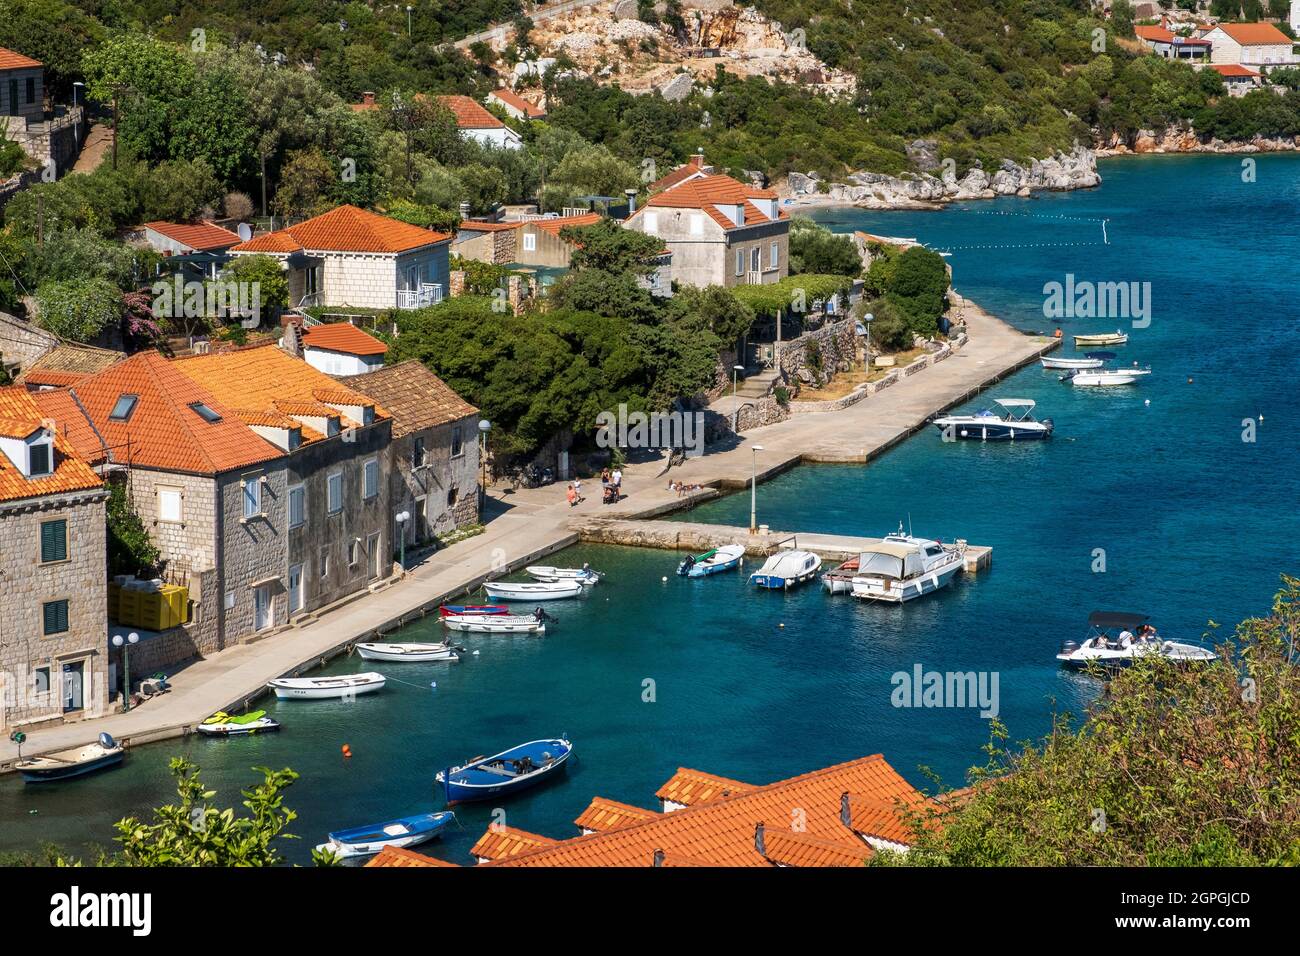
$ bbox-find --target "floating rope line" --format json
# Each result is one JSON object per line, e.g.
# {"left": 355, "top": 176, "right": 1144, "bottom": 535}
{"left": 922, "top": 209, "right": 1111, "bottom": 254}
{"left": 935, "top": 240, "right": 1109, "bottom": 252}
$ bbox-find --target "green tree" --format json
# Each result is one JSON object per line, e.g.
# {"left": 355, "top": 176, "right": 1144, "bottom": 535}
{"left": 563, "top": 218, "right": 664, "bottom": 275}
{"left": 788, "top": 219, "right": 862, "bottom": 276}
{"left": 224, "top": 255, "right": 290, "bottom": 316}
{"left": 35, "top": 276, "right": 121, "bottom": 342}
{"left": 274, "top": 148, "right": 338, "bottom": 219}
{"left": 106, "top": 480, "right": 161, "bottom": 578}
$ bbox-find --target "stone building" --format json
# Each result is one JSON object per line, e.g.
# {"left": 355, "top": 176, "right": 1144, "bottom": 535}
{"left": 1, "top": 47, "right": 83, "bottom": 176}
{"left": 0, "top": 386, "right": 108, "bottom": 733}
{"left": 343, "top": 360, "right": 481, "bottom": 547}
{"left": 622, "top": 174, "right": 789, "bottom": 289}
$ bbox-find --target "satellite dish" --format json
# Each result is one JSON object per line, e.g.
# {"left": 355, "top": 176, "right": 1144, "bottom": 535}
{"left": 237, "top": 223, "right": 253, "bottom": 242}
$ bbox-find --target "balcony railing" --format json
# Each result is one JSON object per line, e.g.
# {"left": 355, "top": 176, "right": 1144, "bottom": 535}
{"left": 746, "top": 271, "right": 763, "bottom": 285}
{"left": 396, "top": 283, "right": 444, "bottom": 310}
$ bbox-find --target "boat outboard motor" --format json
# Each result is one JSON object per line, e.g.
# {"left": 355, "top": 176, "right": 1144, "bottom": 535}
{"left": 1059, "top": 640, "right": 1080, "bottom": 657}
{"left": 677, "top": 554, "right": 695, "bottom": 576}
{"left": 99, "top": 732, "right": 117, "bottom": 750}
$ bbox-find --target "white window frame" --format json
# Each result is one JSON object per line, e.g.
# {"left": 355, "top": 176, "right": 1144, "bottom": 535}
{"left": 522, "top": 232, "right": 537, "bottom": 252}
{"left": 241, "top": 474, "right": 262, "bottom": 520}
{"left": 769, "top": 241, "right": 779, "bottom": 269}
{"left": 735, "top": 249, "right": 744, "bottom": 277}
{"left": 327, "top": 472, "right": 343, "bottom": 514}
{"left": 644, "top": 211, "right": 659, "bottom": 233}
{"left": 348, "top": 539, "right": 361, "bottom": 567}
{"left": 319, "top": 546, "right": 330, "bottom": 579}
{"left": 288, "top": 483, "right": 305, "bottom": 529}
{"left": 751, "top": 246, "right": 761, "bottom": 273}
{"left": 158, "top": 486, "right": 183, "bottom": 524}
{"left": 363, "top": 458, "right": 379, "bottom": 500}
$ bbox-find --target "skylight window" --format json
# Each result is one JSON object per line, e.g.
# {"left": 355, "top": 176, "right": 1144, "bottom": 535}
{"left": 189, "top": 402, "right": 222, "bottom": 423}
{"left": 109, "top": 394, "right": 139, "bottom": 422}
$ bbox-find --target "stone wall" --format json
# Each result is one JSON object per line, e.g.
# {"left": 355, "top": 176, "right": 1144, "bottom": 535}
{"left": 0, "top": 488, "right": 109, "bottom": 731}
{"left": 0, "top": 310, "right": 58, "bottom": 374}
{"left": 776, "top": 315, "right": 857, "bottom": 385}
{"left": 389, "top": 413, "right": 481, "bottom": 546}
{"left": 123, "top": 469, "right": 218, "bottom": 573}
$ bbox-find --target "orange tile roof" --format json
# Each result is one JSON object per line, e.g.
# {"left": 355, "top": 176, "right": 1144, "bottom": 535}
{"left": 437, "top": 94, "right": 505, "bottom": 129}
{"left": 365, "top": 846, "right": 459, "bottom": 867}
{"left": 1134, "top": 25, "right": 1174, "bottom": 42}
{"left": 18, "top": 343, "right": 122, "bottom": 387}
{"left": 1210, "top": 63, "right": 1260, "bottom": 77}
{"left": 492, "top": 754, "right": 921, "bottom": 867}
{"left": 636, "top": 174, "right": 786, "bottom": 232}
{"left": 842, "top": 791, "right": 931, "bottom": 845}
{"left": 0, "top": 387, "right": 103, "bottom": 505}
{"left": 655, "top": 767, "right": 754, "bottom": 807}
{"left": 173, "top": 345, "right": 388, "bottom": 438}
{"left": 757, "top": 826, "right": 871, "bottom": 867}
{"left": 574, "top": 797, "right": 659, "bottom": 833}
{"left": 342, "top": 360, "right": 477, "bottom": 438}
{"left": 469, "top": 825, "right": 558, "bottom": 862}
{"left": 457, "top": 220, "right": 521, "bottom": 233}
{"left": 32, "top": 352, "right": 282, "bottom": 476}
{"left": 488, "top": 88, "right": 546, "bottom": 118}
{"left": 648, "top": 154, "right": 710, "bottom": 194}
{"left": 21, "top": 369, "right": 90, "bottom": 388}
{"left": 0, "top": 47, "right": 41, "bottom": 70}
{"left": 143, "top": 221, "right": 242, "bottom": 252}
{"left": 230, "top": 205, "right": 450, "bottom": 255}
{"left": 1212, "top": 22, "right": 1291, "bottom": 45}
{"left": 303, "top": 322, "right": 389, "bottom": 357}
{"left": 534, "top": 213, "right": 603, "bottom": 240}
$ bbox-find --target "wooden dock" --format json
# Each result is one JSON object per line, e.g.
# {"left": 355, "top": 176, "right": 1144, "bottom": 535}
{"left": 573, "top": 517, "right": 992, "bottom": 574}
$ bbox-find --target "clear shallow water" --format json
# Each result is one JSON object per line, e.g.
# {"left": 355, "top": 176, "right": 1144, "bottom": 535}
{"left": 3, "top": 156, "right": 1297, "bottom": 865}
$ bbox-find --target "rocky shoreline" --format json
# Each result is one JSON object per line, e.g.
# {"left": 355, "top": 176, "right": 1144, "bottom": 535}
{"left": 1095, "top": 127, "right": 1300, "bottom": 156}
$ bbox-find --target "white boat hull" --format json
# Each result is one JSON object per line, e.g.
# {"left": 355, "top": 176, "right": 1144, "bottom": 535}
{"left": 269, "top": 673, "right": 387, "bottom": 699}
{"left": 483, "top": 581, "right": 583, "bottom": 601}
{"left": 851, "top": 555, "right": 963, "bottom": 603}
{"left": 356, "top": 642, "right": 459, "bottom": 662}
{"left": 1068, "top": 369, "right": 1150, "bottom": 386}
{"left": 1057, "top": 641, "right": 1216, "bottom": 668}
{"left": 1041, "top": 356, "right": 1103, "bottom": 369}
{"left": 1073, "top": 333, "right": 1128, "bottom": 347}
{"left": 443, "top": 616, "right": 545, "bottom": 634}
{"left": 524, "top": 566, "right": 599, "bottom": 584}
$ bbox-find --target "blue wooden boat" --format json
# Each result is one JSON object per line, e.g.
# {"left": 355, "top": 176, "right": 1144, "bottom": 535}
{"left": 316, "top": 810, "right": 455, "bottom": 859}
{"left": 436, "top": 737, "right": 572, "bottom": 804}
{"left": 677, "top": 544, "right": 745, "bottom": 577}
{"left": 17, "top": 733, "right": 125, "bottom": 783}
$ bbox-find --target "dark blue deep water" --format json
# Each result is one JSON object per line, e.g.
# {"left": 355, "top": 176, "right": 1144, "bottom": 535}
{"left": 2, "top": 156, "right": 1297, "bottom": 865}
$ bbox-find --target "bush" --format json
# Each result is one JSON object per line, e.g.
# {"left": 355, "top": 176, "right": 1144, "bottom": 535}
{"left": 35, "top": 277, "right": 121, "bottom": 342}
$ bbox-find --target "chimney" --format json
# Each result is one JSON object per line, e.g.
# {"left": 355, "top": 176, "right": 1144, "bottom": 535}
{"left": 652, "top": 849, "right": 665, "bottom": 867}
{"left": 458, "top": 201, "right": 471, "bottom": 220}
{"left": 361, "top": 91, "right": 375, "bottom": 107}
{"left": 693, "top": 148, "right": 705, "bottom": 168}
{"left": 625, "top": 188, "right": 637, "bottom": 215}
{"left": 753, "top": 822, "right": 766, "bottom": 856}
{"left": 840, "top": 792, "right": 852, "bottom": 829}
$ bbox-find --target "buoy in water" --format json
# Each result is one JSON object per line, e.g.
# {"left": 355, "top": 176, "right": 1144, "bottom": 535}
{"left": 779, "top": 623, "right": 785, "bottom": 629}
{"left": 662, "top": 576, "right": 668, "bottom": 582}
{"left": 473, "top": 649, "right": 480, "bottom": 656}
{"left": 1144, "top": 399, "right": 1150, "bottom": 406}
{"left": 430, "top": 681, "right": 437, "bottom": 690}
{"left": 1187, "top": 377, "right": 1193, "bottom": 384}
{"left": 341, "top": 744, "right": 352, "bottom": 758}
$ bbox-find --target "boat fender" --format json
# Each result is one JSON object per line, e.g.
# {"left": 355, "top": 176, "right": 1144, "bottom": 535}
{"left": 99, "top": 732, "right": 117, "bottom": 750}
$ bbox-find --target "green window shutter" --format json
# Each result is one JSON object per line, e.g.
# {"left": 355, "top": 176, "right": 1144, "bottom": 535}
{"left": 40, "top": 520, "right": 67, "bottom": 563}
{"left": 43, "top": 599, "right": 69, "bottom": 635}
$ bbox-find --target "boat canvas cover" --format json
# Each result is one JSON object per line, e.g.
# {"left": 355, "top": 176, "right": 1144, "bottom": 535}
{"left": 1088, "top": 611, "right": 1149, "bottom": 629}
{"left": 857, "top": 540, "right": 922, "bottom": 578}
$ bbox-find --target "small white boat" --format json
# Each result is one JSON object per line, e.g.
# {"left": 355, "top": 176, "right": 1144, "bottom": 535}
{"left": 483, "top": 580, "right": 584, "bottom": 601}
{"left": 851, "top": 526, "right": 966, "bottom": 603}
{"left": 749, "top": 550, "right": 822, "bottom": 589}
{"left": 1057, "top": 612, "right": 1217, "bottom": 670}
{"left": 268, "top": 672, "right": 386, "bottom": 700}
{"left": 677, "top": 544, "right": 745, "bottom": 577}
{"left": 821, "top": 557, "right": 860, "bottom": 594}
{"left": 17, "top": 733, "right": 126, "bottom": 783}
{"left": 933, "top": 399, "right": 1053, "bottom": 441}
{"left": 317, "top": 810, "right": 455, "bottom": 859}
{"left": 1073, "top": 331, "right": 1128, "bottom": 347}
{"left": 1040, "top": 351, "right": 1113, "bottom": 370}
{"left": 443, "top": 612, "right": 547, "bottom": 634}
{"left": 196, "top": 710, "right": 281, "bottom": 736}
{"left": 1064, "top": 366, "right": 1151, "bottom": 387}
{"left": 356, "top": 642, "right": 459, "bottom": 662}
{"left": 525, "top": 564, "right": 601, "bottom": 585}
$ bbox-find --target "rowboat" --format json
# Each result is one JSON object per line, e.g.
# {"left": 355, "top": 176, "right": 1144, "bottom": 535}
{"left": 267, "top": 672, "right": 386, "bottom": 700}
{"left": 850, "top": 527, "right": 966, "bottom": 603}
{"left": 316, "top": 810, "right": 455, "bottom": 859}
{"left": 821, "top": 557, "right": 859, "bottom": 594}
{"left": 525, "top": 564, "right": 601, "bottom": 585}
{"left": 1073, "top": 331, "right": 1128, "bottom": 347}
{"left": 749, "top": 550, "right": 822, "bottom": 589}
{"left": 443, "top": 612, "right": 547, "bottom": 634}
{"left": 196, "top": 710, "right": 281, "bottom": 736}
{"left": 356, "top": 642, "right": 460, "bottom": 662}
{"left": 677, "top": 544, "right": 745, "bottom": 577}
{"left": 933, "top": 399, "right": 1053, "bottom": 441}
{"left": 483, "top": 580, "right": 584, "bottom": 601}
{"left": 436, "top": 738, "right": 572, "bottom": 804}
{"left": 1063, "top": 367, "right": 1151, "bottom": 386}
{"left": 1057, "top": 611, "right": 1217, "bottom": 671}
{"left": 439, "top": 604, "right": 509, "bottom": 617}
{"left": 17, "top": 733, "right": 125, "bottom": 783}
{"left": 1040, "top": 351, "right": 1113, "bottom": 370}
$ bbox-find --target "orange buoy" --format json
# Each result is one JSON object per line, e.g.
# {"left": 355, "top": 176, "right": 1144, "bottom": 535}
{"left": 341, "top": 744, "right": 352, "bottom": 758}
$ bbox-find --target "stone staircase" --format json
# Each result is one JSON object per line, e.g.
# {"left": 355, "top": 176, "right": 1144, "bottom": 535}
{"left": 734, "top": 367, "right": 782, "bottom": 399}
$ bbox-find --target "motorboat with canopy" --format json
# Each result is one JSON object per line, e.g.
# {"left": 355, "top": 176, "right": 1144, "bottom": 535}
{"left": 932, "top": 399, "right": 1053, "bottom": 441}
{"left": 850, "top": 527, "right": 966, "bottom": 603}
{"left": 1056, "top": 611, "right": 1217, "bottom": 670}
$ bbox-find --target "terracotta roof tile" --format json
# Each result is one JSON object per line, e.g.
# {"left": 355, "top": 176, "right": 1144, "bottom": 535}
{"left": 143, "top": 221, "right": 242, "bottom": 252}
{"left": 0, "top": 387, "right": 102, "bottom": 504}
{"left": 342, "top": 361, "right": 477, "bottom": 438}
{"left": 1212, "top": 22, "right": 1291, "bottom": 45}
{"left": 635, "top": 174, "right": 785, "bottom": 232}
{"left": 0, "top": 47, "right": 41, "bottom": 70}
{"left": 1210, "top": 63, "right": 1260, "bottom": 77}
{"left": 574, "top": 797, "right": 659, "bottom": 833}
{"left": 31, "top": 352, "right": 282, "bottom": 475}
{"left": 656, "top": 767, "right": 754, "bottom": 807}
{"left": 757, "top": 826, "right": 871, "bottom": 867}
{"left": 437, "top": 94, "right": 505, "bottom": 129}
{"left": 21, "top": 369, "right": 91, "bottom": 388}
{"left": 19, "top": 342, "right": 122, "bottom": 385}
{"left": 230, "top": 205, "right": 450, "bottom": 255}
{"left": 648, "top": 154, "right": 710, "bottom": 194}
{"left": 535, "top": 213, "right": 603, "bottom": 240}
{"left": 488, "top": 88, "right": 546, "bottom": 118}
{"left": 1134, "top": 25, "right": 1174, "bottom": 42}
{"left": 303, "top": 322, "right": 389, "bottom": 357}
{"left": 470, "top": 825, "right": 558, "bottom": 862}
{"left": 365, "top": 846, "right": 459, "bottom": 867}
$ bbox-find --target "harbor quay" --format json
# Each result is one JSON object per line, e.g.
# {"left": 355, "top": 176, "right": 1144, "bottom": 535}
{"left": 0, "top": 301, "right": 1049, "bottom": 771}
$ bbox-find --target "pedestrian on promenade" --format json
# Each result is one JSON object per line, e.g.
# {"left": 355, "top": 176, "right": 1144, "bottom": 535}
{"left": 612, "top": 467, "right": 623, "bottom": 500}
{"left": 566, "top": 484, "right": 577, "bottom": 507}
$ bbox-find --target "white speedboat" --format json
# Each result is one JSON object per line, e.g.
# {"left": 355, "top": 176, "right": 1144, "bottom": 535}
{"left": 1064, "top": 366, "right": 1151, "bottom": 387}
{"left": 483, "top": 580, "right": 584, "bottom": 601}
{"left": 1057, "top": 611, "right": 1217, "bottom": 670}
{"left": 933, "top": 399, "right": 1053, "bottom": 441}
{"left": 268, "top": 672, "right": 386, "bottom": 700}
{"left": 1040, "top": 351, "right": 1112, "bottom": 370}
{"left": 851, "top": 527, "right": 966, "bottom": 603}
{"left": 525, "top": 564, "right": 601, "bottom": 585}
{"left": 356, "top": 642, "right": 460, "bottom": 662}
{"left": 443, "top": 612, "right": 547, "bottom": 634}
{"left": 749, "top": 550, "right": 822, "bottom": 589}
{"left": 1073, "top": 331, "right": 1128, "bottom": 347}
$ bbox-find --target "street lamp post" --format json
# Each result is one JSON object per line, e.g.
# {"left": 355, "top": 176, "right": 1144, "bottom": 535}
{"left": 749, "top": 444, "right": 764, "bottom": 533}
{"left": 395, "top": 511, "right": 410, "bottom": 571}
{"left": 111, "top": 632, "right": 140, "bottom": 712}
{"left": 861, "top": 311, "right": 873, "bottom": 369}
{"left": 406, "top": 5, "right": 414, "bottom": 36}
{"left": 478, "top": 419, "right": 492, "bottom": 516}
{"left": 732, "top": 364, "right": 745, "bottom": 397}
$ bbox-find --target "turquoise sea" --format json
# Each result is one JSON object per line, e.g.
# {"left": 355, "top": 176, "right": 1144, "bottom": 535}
{"left": 3, "top": 155, "right": 1297, "bottom": 865}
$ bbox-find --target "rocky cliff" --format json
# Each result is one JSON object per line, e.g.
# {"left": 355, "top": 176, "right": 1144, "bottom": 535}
{"left": 1097, "top": 126, "right": 1300, "bottom": 155}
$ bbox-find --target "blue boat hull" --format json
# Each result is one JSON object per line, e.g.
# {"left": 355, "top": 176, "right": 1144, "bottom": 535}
{"left": 687, "top": 558, "right": 741, "bottom": 578}
{"left": 439, "top": 738, "right": 572, "bottom": 804}
{"left": 326, "top": 811, "right": 454, "bottom": 853}
{"left": 932, "top": 421, "right": 1051, "bottom": 441}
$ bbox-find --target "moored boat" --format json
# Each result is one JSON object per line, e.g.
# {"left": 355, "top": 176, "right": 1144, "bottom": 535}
{"left": 316, "top": 810, "right": 455, "bottom": 859}
{"left": 356, "top": 641, "right": 460, "bottom": 662}
{"left": 196, "top": 710, "right": 281, "bottom": 736}
{"left": 1057, "top": 611, "right": 1217, "bottom": 670}
{"left": 749, "top": 550, "right": 823, "bottom": 589}
{"left": 436, "top": 737, "right": 573, "bottom": 804}
{"left": 677, "top": 544, "right": 745, "bottom": 577}
{"left": 443, "top": 611, "right": 547, "bottom": 634}
{"left": 821, "top": 556, "right": 859, "bottom": 594}
{"left": 850, "top": 527, "right": 966, "bottom": 603}
{"left": 525, "top": 564, "right": 601, "bottom": 585}
{"left": 1040, "top": 351, "right": 1113, "bottom": 370}
{"left": 483, "top": 580, "right": 584, "bottom": 601}
{"left": 17, "top": 733, "right": 125, "bottom": 783}
{"left": 932, "top": 399, "right": 1053, "bottom": 441}
{"left": 1073, "top": 331, "right": 1128, "bottom": 347}
{"left": 1063, "top": 366, "right": 1151, "bottom": 387}
{"left": 268, "top": 672, "right": 386, "bottom": 700}
{"left": 439, "top": 604, "right": 509, "bottom": 617}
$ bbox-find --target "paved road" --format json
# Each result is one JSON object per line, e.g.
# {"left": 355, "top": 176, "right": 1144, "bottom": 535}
{"left": 0, "top": 300, "right": 1052, "bottom": 767}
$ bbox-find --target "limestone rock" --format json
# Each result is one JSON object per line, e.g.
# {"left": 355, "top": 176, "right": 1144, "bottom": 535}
{"left": 660, "top": 72, "right": 694, "bottom": 102}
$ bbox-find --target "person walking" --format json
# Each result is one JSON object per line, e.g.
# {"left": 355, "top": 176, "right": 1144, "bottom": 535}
{"left": 611, "top": 467, "right": 623, "bottom": 500}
